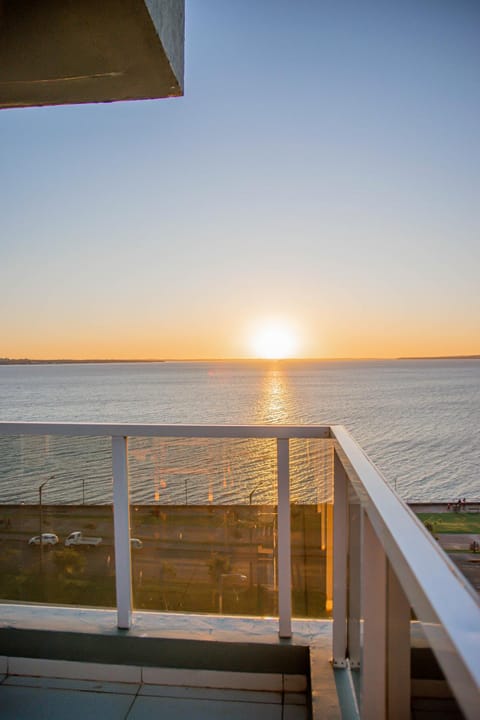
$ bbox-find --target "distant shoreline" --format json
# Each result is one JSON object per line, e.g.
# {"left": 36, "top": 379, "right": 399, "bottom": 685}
{"left": 1, "top": 355, "right": 479, "bottom": 366}
{"left": 0, "top": 359, "right": 167, "bottom": 365}
{"left": 398, "top": 355, "right": 480, "bottom": 360}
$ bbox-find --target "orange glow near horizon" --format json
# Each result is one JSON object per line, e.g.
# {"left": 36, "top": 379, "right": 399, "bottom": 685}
{"left": 2, "top": 315, "right": 479, "bottom": 361}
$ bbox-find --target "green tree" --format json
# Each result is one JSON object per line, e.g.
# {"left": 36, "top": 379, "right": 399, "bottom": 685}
{"left": 53, "top": 548, "right": 86, "bottom": 577}
{"left": 207, "top": 552, "right": 231, "bottom": 584}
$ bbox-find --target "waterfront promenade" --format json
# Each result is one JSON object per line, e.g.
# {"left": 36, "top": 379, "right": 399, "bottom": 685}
{"left": 409, "top": 502, "right": 480, "bottom": 593}
{"left": 1, "top": 499, "right": 479, "bottom": 609}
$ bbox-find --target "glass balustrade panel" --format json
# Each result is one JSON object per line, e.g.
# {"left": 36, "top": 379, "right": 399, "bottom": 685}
{"left": 0, "top": 434, "right": 115, "bottom": 607}
{"left": 289, "top": 438, "right": 334, "bottom": 619}
{"left": 128, "top": 436, "right": 278, "bottom": 617}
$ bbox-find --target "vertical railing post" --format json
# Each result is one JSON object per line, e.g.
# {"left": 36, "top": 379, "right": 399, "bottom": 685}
{"left": 277, "top": 438, "right": 292, "bottom": 638}
{"left": 362, "top": 511, "right": 387, "bottom": 719}
{"left": 348, "top": 499, "right": 362, "bottom": 669}
{"left": 112, "top": 435, "right": 132, "bottom": 629}
{"left": 332, "top": 449, "right": 348, "bottom": 666}
{"left": 325, "top": 502, "right": 334, "bottom": 611}
{"left": 387, "top": 563, "right": 411, "bottom": 720}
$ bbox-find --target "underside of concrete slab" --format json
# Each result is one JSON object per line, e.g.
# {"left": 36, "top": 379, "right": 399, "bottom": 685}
{"left": 0, "top": 0, "right": 184, "bottom": 108}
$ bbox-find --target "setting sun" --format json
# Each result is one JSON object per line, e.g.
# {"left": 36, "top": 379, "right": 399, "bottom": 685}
{"left": 250, "top": 321, "right": 299, "bottom": 359}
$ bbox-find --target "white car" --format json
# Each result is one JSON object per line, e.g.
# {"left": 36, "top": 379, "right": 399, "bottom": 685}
{"left": 130, "top": 538, "right": 143, "bottom": 549}
{"left": 28, "top": 533, "right": 59, "bottom": 546}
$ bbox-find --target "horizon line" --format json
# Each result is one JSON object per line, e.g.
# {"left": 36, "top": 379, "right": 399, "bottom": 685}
{"left": 1, "top": 354, "right": 479, "bottom": 365}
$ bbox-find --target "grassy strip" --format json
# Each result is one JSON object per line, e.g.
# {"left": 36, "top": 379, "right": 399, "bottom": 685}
{"left": 416, "top": 513, "right": 480, "bottom": 534}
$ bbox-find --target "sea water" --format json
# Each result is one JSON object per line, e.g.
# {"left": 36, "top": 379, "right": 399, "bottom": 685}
{"left": 0, "top": 359, "right": 478, "bottom": 503}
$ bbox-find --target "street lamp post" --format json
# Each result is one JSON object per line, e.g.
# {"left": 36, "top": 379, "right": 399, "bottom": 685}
{"left": 39, "top": 479, "right": 49, "bottom": 536}
{"left": 248, "top": 486, "right": 261, "bottom": 590}
{"left": 38, "top": 475, "right": 53, "bottom": 575}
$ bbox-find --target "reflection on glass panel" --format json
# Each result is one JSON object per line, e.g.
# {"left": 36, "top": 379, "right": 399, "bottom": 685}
{"left": 130, "top": 504, "right": 278, "bottom": 617}
{"left": 0, "top": 435, "right": 115, "bottom": 607}
{"left": 410, "top": 622, "right": 463, "bottom": 717}
{"left": 290, "top": 439, "right": 333, "bottom": 619}
{"left": 289, "top": 439, "right": 333, "bottom": 506}
{"left": 129, "top": 437, "right": 278, "bottom": 616}
{"left": 128, "top": 437, "right": 333, "bottom": 619}
{"left": 128, "top": 437, "right": 277, "bottom": 506}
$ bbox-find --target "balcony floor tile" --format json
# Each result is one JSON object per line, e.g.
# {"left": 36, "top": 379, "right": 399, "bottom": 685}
{"left": 283, "top": 705, "right": 309, "bottom": 720}
{"left": 284, "top": 691, "right": 307, "bottom": 705}
{"left": 8, "top": 656, "right": 141, "bottom": 683}
{"left": 142, "top": 666, "right": 284, "bottom": 690}
{"left": 126, "top": 695, "right": 283, "bottom": 720}
{"left": 0, "top": 685, "right": 135, "bottom": 720}
{"left": 138, "top": 683, "right": 282, "bottom": 703}
{"left": 0, "top": 674, "right": 309, "bottom": 719}
{"left": 3, "top": 675, "right": 140, "bottom": 694}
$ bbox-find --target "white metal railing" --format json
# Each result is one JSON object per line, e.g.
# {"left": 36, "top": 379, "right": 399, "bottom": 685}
{"left": 0, "top": 421, "right": 479, "bottom": 719}
{"left": 331, "top": 425, "right": 480, "bottom": 720}
{"left": 0, "top": 422, "right": 330, "bottom": 639}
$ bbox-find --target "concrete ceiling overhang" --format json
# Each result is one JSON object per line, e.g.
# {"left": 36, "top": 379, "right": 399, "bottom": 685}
{"left": 0, "top": 0, "right": 184, "bottom": 108}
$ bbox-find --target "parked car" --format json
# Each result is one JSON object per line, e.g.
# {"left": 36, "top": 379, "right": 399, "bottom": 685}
{"left": 28, "top": 533, "right": 59, "bottom": 546}
{"left": 131, "top": 538, "right": 143, "bottom": 549}
{"left": 64, "top": 531, "right": 102, "bottom": 547}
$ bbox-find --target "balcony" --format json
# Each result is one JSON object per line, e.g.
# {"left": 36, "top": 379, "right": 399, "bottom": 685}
{"left": 0, "top": 422, "right": 478, "bottom": 719}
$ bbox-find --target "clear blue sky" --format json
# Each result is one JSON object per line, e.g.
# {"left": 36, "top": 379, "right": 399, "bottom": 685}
{"left": 2, "top": 0, "right": 479, "bottom": 358}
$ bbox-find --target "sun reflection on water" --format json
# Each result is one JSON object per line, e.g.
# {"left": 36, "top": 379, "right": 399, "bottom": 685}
{"left": 258, "top": 368, "right": 290, "bottom": 424}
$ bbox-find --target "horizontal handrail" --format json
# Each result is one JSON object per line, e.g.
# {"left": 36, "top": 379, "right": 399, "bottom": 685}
{"left": 0, "top": 422, "right": 330, "bottom": 439}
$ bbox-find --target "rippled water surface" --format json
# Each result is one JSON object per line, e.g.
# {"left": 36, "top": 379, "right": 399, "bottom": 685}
{"left": 0, "top": 360, "right": 479, "bottom": 502}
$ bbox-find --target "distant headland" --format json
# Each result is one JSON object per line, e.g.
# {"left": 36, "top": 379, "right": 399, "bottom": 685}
{"left": 397, "top": 355, "right": 480, "bottom": 360}
{"left": 0, "top": 358, "right": 166, "bottom": 365}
